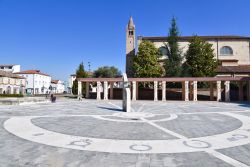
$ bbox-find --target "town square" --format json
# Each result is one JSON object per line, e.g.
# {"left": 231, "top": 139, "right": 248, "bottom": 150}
{"left": 1, "top": 99, "right": 250, "bottom": 166}
{"left": 1, "top": 0, "right": 250, "bottom": 166}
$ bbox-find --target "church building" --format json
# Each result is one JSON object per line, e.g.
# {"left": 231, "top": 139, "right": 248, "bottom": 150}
{"left": 126, "top": 16, "right": 250, "bottom": 77}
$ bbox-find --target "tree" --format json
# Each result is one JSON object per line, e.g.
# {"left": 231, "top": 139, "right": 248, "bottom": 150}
{"left": 72, "top": 62, "right": 88, "bottom": 95}
{"left": 93, "top": 66, "right": 121, "bottom": 78}
{"left": 184, "top": 36, "right": 218, "bottom": 77}
{"left": 133, "top": 40, "right": 164, "bottom": 78}
{"left": 164, "top": 17, "right": 183, "bottom": 77}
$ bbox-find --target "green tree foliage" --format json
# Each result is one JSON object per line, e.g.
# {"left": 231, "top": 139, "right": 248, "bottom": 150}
{"left": 93, "top": 66, "right": 121, "bottom": 78}
{"left": 164, "top": 17, "right": 183, "bottom": 77}
{"left": 72, "top": 62, "right": 88, "bottom": 95}
{"left": 76, "top": 63, "right": 88, "bottom": 78}
{"left": 184, "top": 36, "right": 218, "bottom": 77}
{"left": 133, "top": 40, "right": 164, "bottom": 78}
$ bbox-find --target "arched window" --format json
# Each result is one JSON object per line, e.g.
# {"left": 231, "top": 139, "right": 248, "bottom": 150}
{"left": 129, "top": 30, "right": 134, "bottom": 36}
{"left": 159, "top": 46, "right": 168, "bottom": 57}
{"left": 220, "top": 46, "right": 233, "bottom": 55}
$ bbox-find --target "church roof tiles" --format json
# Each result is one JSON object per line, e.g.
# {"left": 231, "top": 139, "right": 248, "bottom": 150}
{"left": 139, "top": 35, "right": 250, "bottom": 41}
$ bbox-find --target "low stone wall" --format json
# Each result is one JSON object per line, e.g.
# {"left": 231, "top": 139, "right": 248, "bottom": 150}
{"left": 0, "top": 97, "right": 50, "bottom": 105}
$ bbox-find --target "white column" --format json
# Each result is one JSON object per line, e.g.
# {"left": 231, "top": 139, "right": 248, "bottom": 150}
{"left": 132, "top": 81, "right": 136, "bottom": 101}
{"left": 103, "top": 81, "right": 108, "bottom": 100}
{"left": 96, "top": 81, "right": 101, "bottom": 100}
{"left": 216, "top": 81, "right": 221, "bottom": 101}
{"left": 154, "top": 81, "right": 158, "bottom": 101}
{"left": 184, "top": 81, "right": 189, "bottom": 101}
{"left": 78, "top": 81, "right": 82, "bottom": 98}
{"left": 193, "top": 81, "right": 197, "bottom": 101}
{"left": 225, "top": 81, "right": 230, "bottom": 102}
{"left": 162, "top": 81, "right": 166, "bottom": 101}
{"left": 86, "top": 82, "right": 90, "bottom": 98}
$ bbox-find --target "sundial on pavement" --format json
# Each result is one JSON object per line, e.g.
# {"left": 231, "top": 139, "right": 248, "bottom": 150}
{"left": 3, "top": 101, "right": 250, "bottom": 167}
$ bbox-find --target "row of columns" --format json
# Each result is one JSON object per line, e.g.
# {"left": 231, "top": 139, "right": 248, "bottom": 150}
{"left": 78, "top": 80, "right": 250, "bottom": 102}
{"left": 78, "top": 81, "right": 114, "bottom": 100}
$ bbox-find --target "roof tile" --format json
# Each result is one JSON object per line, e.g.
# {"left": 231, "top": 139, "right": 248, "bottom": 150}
{"left": 15, "top": 70, "right": 50, "bottom": 76}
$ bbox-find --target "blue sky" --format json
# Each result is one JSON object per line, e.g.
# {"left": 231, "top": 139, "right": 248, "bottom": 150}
{"left": 0, "top": 0, "right": 250, "bottom": 81}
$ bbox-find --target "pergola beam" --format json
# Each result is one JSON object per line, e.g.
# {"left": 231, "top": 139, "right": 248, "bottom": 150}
{"left": 76, "top": 77, "right": 250, "bottom": 102}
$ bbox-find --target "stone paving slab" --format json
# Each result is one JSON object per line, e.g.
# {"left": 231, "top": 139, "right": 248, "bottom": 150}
{"left": 156, "top": 113, "right": 242, "bottom": 138}
{"left": 0, "top": 117, "right": 233, "bottom": 167}
{"left": 218, "top": 143, "right": 250, "bottom": 166}
{"left": 0, "top": 99, "right": 250, "bottom": 167}
{"left": 236, "top": 112, "right": 250, "bottom": 117}
{"left": 32, "top": 116, "right": 177, "bottom": 140}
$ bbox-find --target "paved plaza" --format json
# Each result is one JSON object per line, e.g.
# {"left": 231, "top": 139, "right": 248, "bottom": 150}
{"left": 0, "top": 99, "right": 250, "bottom": 167}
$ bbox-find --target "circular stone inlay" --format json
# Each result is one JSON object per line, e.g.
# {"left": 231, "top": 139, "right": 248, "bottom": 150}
{"left": 130, "top": 144, "right": 152, "bottom": 151}
{"left": 183, "top": 140, "right": 211, "bottom": 148}
{"left": 3, "top": 112, "right": 250, "bottom": 154}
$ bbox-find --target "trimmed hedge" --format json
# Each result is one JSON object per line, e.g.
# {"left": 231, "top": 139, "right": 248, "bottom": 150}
{"left": 0, "top": 94, "right": 24, "bottom": 98}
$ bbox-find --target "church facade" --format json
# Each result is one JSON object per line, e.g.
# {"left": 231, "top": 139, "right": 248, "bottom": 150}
{"left": 126, "top": 17, "right": 250, "bottom": 77}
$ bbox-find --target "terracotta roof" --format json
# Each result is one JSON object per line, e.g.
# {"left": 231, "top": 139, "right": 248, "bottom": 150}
{"left": 15, "top": 70, "right": 50, "bottom": 76}
{"left": 0, "top": 70, "right": 25, "bottom": 79}
{"left": 217, "top": 65, "right": 250, "bottom": 74}
{"left": 51, "top": 80, "right": 59, "bottom": 84}
{"left": 139, "top": 35, "right": 250, "bottom": 41}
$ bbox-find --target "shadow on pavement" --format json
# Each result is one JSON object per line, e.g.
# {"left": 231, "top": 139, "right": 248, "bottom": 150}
{"left": 98, "top": 106, "right": 124, "bottom": 112}
{"left": 221, "top": 101, "right": 250, "bottom": 109}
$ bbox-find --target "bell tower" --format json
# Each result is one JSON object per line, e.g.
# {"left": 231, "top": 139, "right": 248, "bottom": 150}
{"left": 126, "top": 16, "right": 135, "bottom": 77}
